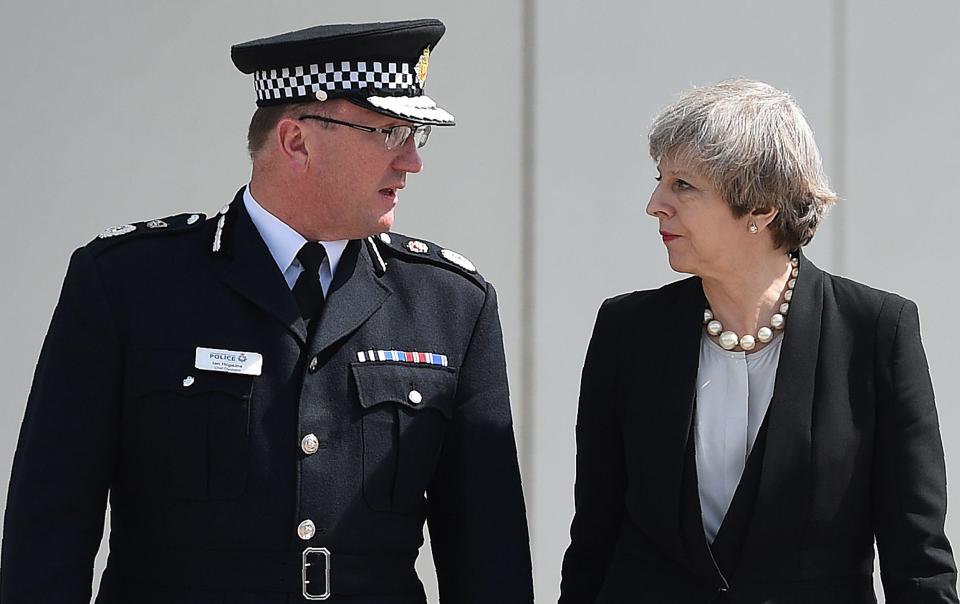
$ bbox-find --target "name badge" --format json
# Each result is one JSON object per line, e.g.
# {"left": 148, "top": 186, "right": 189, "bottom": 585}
{"left": 195, "top": 347, "right": 263, "bottom": 376}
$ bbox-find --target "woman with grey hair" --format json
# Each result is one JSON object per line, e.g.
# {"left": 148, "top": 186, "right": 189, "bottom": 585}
{"left": 558, "top": 79, "right": 957, "bottom": 603}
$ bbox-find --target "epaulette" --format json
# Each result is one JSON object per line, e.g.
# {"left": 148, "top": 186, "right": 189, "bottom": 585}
{"left": 366, "top": 231, "right": 486, "bottom": 289}
{"left": 86, "top": 212, "right": 207, "bottom": 256}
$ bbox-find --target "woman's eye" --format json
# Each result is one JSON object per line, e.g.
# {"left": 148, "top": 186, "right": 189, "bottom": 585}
{"left": 676, "top": 179, "right": 692, "bottom": 190}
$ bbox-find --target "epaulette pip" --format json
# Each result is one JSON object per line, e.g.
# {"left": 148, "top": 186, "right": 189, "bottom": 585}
{"left": 368, "top": 231, "right": 486, "bottom": 289}
{"left": 86, "top": 212, "right": 207, "bottom": 256}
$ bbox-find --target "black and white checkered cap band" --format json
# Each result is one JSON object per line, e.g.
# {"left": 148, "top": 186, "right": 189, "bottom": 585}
{"left": 254, "top": 61, "right": 421, "bottom": 102}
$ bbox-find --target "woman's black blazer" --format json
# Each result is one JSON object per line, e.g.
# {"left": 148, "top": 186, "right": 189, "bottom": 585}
{"left": 559, "top": 252, "right": 957, "bottom": 603}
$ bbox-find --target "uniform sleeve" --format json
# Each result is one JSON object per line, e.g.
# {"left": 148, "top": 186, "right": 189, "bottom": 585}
{"left": 426, "top": 282, "right": 533, "bottom": 604}
{"left": 558, "top": 300, "right": 627, "bottom": 603}
{"left": 874, "top": 297, "right": 958, "bottom": 603}
{"left": 1, "top": 247, "right": 122, "bottom": 603}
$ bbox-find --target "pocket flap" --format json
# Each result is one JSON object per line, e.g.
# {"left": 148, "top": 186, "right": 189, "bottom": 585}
{"left": 351, "top": 362, "right": 458, "bottom": 418}
{"left": 126, "top": 349, "right": 254, "bottom": 400}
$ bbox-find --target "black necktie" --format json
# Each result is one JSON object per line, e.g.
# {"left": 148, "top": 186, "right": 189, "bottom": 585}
{"left": 292, "top": 242, "right": 327, "bottom": 322}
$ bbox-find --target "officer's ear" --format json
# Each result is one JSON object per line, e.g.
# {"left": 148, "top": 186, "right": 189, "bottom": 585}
{"left": 275, "top": 117, "right": 310, "bottom": 172}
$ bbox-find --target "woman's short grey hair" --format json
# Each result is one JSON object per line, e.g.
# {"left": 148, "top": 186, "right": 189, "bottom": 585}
{"left": 648, "top": 78, "right": 837, "bottom": 250}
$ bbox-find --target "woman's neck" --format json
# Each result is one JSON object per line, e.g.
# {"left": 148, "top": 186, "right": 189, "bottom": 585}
{"left": 701, "top": 252, "right": 793, "bottom": 338}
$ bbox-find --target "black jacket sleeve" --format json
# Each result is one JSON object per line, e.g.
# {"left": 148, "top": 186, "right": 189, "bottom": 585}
{"left": 559, "top": 299, "right": 628, "bottom": 603}
{"left": 1, "top": 248, "right": 122, "bottom": 603}
{"left": 426, "top": 282, "right": 533, "bottom": 603}
{"left": 874, "top": 296, "right": 958, "bottom": 603}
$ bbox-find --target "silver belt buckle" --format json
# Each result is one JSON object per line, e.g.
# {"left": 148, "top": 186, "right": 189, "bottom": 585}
{"left": 302, "top": 547, "right": 331, "bottom": 601}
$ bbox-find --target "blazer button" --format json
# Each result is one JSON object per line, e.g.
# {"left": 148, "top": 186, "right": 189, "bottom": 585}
{"left": 308, "top": 357, "right": 319, "bottom": 373}
{"left": 297, "top": 519, "right": 316, "bottom": 540}
{"left": 408, "top": 390, "right": 423, "bottom": 405}
{"left": 301, "top": 433, "right": 319, "bottom": 455}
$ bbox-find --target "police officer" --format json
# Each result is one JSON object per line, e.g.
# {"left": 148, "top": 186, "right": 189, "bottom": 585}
{"left": 1, "top": 19, "right": 533, "bottom": 603}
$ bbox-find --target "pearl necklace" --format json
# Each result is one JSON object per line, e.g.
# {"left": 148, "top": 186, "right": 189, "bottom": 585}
{"left": 703, "top": 255, "right": 799, "bottom": 351}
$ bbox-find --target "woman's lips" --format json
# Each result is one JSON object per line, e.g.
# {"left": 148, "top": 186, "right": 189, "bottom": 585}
{"left": 660, "top": 230, "right": 680, "bottom": 243}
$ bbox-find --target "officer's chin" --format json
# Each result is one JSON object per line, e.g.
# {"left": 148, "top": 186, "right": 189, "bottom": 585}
{"left": 376, "top": 209, "right": 396, "bottom": 233}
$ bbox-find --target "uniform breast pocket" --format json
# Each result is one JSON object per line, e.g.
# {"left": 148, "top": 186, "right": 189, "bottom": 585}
{"left": 123, "top": 350, "right": 253, "bottom": 500}
{"left": 351, "top": 362, "right": 458, "bottom": 514}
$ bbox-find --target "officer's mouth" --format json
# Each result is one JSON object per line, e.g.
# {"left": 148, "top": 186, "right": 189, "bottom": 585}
{"left": 378, "top": 185, "right": 404, "bottom": 202}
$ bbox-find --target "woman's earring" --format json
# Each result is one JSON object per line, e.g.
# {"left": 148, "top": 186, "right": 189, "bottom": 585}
{"left": 749, "top": 223, "right": 759, "bottom": 234}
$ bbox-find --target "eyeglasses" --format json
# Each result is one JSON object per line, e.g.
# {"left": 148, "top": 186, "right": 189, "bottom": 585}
{"left": 298, "top": 115, "right": 431, "bottom": 150}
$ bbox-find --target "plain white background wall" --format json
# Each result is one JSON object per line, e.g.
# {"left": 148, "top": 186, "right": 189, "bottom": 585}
{"left": 2, "top": 1, "right": 959, "bottom": 603}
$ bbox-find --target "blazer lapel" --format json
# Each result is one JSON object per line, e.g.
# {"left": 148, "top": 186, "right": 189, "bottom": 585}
{"left": 216, "top": 191, "right": 308, "bottom": 346}
{"left": 308, "top": 239, "right": 392, "bottom": 358}
{"left": 628, "top": 278, "right": 708, "bottom": 567}
{"left": 679, "top": 414, "right": 730, "bottom": 585}
{"left": 709, "top": 414, "right": 770, "bottom": 578}
{"left": 737, "top": 251, "right": 824, "bottom": 575}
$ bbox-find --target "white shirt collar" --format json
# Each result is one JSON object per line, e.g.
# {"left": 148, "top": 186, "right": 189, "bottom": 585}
{"left": 243, "top": 186, "right": 349, "bottom": 293}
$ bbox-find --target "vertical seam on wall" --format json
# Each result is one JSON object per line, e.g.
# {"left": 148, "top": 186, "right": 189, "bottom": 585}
{"left": 520, "top": 0, "right": 536, "bottom": 530}
{"left": 832, "top": 0, "right": 847, "bottom": 274}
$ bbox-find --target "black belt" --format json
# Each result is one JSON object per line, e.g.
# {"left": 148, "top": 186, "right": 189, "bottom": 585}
{"left": 112, "top": 546, "right": 421, "bottom": 600}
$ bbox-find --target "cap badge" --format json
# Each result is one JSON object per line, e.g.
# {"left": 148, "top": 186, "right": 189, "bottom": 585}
{"left": 406, "top": 240, "right": 429, "bottom": 254}
{"left": 415, "top": 47, "right": 430, "bottom": 86}
{"left": 98, "top": 224, "right": 136, "bottom": 239}
{"left": 439, "top": 248, "right": 476, "bottom": 273}
{"left": 145, "top": 219, "right": 168, "bottom": 229}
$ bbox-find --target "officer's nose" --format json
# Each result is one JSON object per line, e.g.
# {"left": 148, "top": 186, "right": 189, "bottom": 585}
{"left": 392, "top": 137, "right": 423, "bottom": 174}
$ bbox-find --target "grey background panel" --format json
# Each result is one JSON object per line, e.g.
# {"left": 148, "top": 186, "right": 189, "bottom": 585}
{"left": 2, "top": 1, "right": 958, "bottom": 603}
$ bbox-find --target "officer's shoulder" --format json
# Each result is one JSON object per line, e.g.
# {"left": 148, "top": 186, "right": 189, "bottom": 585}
{"left": 370, "top": 232, "right": 486, "bottom": 290}
{"left": 85, "top": 212, "right": 207, "bottom": 256}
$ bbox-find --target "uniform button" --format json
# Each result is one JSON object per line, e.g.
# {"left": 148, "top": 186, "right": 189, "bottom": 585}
{"left": 297, "top": 519, "right": 316, "bottom": 540}
{"left": 301, "top": 433, "right": 320, "bottom": 455}
{"left": 408, "top": 390, "right": 423, "bottom": 405}
{"left": 182, "top": 376, "right": 195, "bottom": 388}
{"left": 308, "top": 357, "right": 319, "bottom": 373}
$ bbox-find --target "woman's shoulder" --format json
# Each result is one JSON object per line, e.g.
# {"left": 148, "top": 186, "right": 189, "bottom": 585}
{"left": 810, "top": 261, "right": 915, "bottom": 327}
{"left": 817, "top": 266, "right": 908, "bottom": 306}
{"left": 597, "top": 275, "right": 702, "bottom": 320}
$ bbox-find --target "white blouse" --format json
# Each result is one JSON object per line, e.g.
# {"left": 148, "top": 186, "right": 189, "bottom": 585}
{"left": 695, "top": 331, "right": 783, "bottom": 543}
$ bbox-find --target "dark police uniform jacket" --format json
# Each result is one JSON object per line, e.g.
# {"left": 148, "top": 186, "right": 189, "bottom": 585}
{"left": 1, "top": 189, "right": 533, "bottom": 603}
{"left": 558, "top": 252, "right": 958, "bottom": 604}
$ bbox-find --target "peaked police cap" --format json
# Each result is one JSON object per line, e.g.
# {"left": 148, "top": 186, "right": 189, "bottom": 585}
{"left": 231, "top": 19, "right": 455, "bottom": 125}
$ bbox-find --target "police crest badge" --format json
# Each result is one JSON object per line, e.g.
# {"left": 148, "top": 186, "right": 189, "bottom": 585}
{"left": 415, "top": 47, "right": 430, "bottom": 86}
